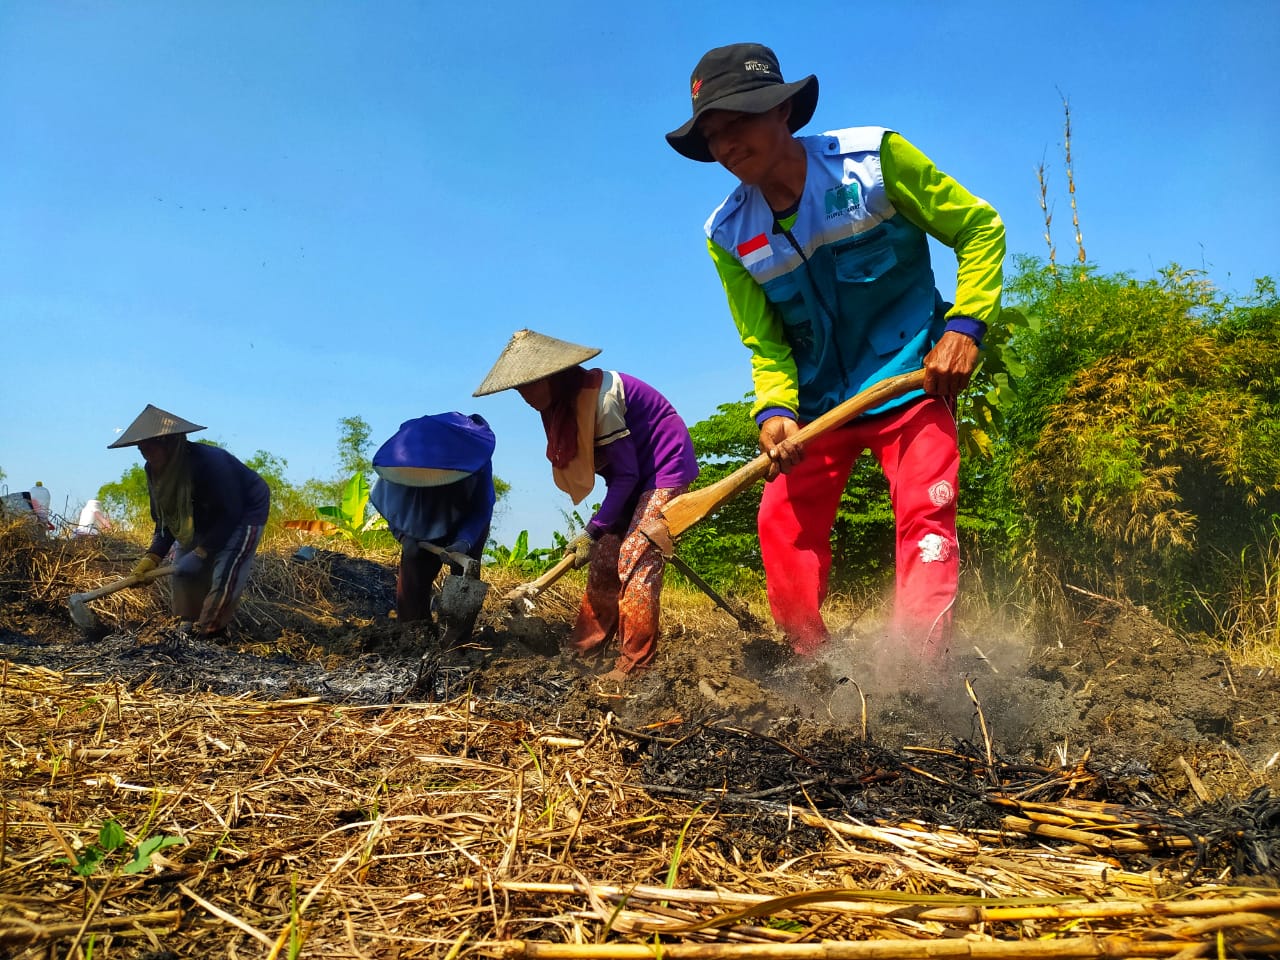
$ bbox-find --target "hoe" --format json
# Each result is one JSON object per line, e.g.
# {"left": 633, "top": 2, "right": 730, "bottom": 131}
{"left": 68, "top": 566, "right": 176, "bottom": 631}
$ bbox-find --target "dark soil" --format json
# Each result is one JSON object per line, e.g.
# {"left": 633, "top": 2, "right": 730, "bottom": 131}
{"left": 3, "top": 535, "right": 1280, "bottom": 866}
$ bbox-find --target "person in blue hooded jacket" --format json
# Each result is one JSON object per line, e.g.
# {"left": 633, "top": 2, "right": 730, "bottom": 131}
{"left": 369, "top": 412, "right": 496, "bottom": 625}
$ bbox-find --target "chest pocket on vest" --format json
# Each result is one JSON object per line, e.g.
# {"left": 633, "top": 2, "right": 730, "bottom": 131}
{"left": 831, "top": 227, "right": 922, "bottom": 356}
{"left": 762, "top": 271, "right": 817, "bottom": 365}
{"left": 832, "top": 228, "right": 898, "bottom": 283}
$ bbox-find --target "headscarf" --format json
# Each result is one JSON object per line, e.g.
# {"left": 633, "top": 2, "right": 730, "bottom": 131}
{"left": 150, "top": 438, "right": 195, "bottom": 548}
{"left": 372, "top": 412, "right": 496, "bottom": 487}
{"left": 541, "top": 366, "right": 603, "bottom": 504}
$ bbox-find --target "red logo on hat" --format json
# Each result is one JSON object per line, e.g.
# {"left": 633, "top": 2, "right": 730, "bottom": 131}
{"left": 691, "top": 77, "right": 703, "bottom": 100}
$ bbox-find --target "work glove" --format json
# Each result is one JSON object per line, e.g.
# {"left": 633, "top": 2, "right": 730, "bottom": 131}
{"left": 130, "top": 554, "right": 160, "bottom": 581}
{"left": 174, "top": 549, "right": 206, "bottom": 578}
{"left": 565, "top": 532, "right": 594, "bottom": 569}
{"left": 444, "top": 541, "right": 476, "bottom": 577}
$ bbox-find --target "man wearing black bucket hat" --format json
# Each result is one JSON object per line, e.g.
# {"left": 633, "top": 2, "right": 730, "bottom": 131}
{"left": 668, "top": 43, "right": 1005, "bottom": 662}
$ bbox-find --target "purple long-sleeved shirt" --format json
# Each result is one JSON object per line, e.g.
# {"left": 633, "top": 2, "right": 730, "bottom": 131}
{"left": 587, "top": 372, "right": 698, "bottom": 537}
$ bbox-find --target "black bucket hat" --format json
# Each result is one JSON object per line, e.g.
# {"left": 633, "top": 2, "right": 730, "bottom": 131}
{"left": 666, "top": 43, "right": 818, "bottom": 163}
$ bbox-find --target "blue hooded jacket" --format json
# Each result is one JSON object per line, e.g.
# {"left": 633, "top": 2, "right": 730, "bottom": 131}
{"left": 369, "top": 413, "right": 496, "bottom": 550}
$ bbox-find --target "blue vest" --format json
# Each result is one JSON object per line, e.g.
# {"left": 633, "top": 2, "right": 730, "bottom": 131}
{"left": 706, "top": 127, "right": 944, "bottom": 420}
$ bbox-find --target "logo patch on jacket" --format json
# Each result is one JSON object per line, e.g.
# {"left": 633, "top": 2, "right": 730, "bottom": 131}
{"left": 824, "top": 181, "right": 862, "bottom": 219}
{"left": 736, "top": 232, "right": 773, "bottom": 268}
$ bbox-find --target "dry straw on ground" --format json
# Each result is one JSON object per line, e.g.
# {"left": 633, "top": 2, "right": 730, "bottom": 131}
{"left": 3, "top": 661, "right": 1279, "bottom": 958}
{"left": 2, "top": 520, "right": 1279, "bottom": 957}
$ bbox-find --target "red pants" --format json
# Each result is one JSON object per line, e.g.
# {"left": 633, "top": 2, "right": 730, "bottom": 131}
{"left": 758, "top": 396, "right": 959, "bottom": 658}
{"left": 572, "top": 486, "right": 685, "bottom": 674}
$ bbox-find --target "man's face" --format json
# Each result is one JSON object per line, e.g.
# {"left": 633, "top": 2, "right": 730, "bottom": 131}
{"left": 696, "top": 104, "right": 792, "bottom": 184}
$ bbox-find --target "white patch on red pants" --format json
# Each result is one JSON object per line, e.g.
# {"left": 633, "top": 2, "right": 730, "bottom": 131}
{"left": 918, "top": 533, "right": 953, "bottom": 564}
{"left": 928, "top": 480, "right": 955, "bottom": 507}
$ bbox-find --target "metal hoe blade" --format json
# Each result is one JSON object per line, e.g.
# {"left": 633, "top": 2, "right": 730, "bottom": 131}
{"left": 438, "top": 575, "right": 489, "bottom": 647}
{"left": 440, "top": 574, "right": 488, "bottom": 622}
{"left": 67, "top": 567, "right": 177, "bottom": 632}
{"left": 68, "top": 593, "right": 99, "bottom": 631}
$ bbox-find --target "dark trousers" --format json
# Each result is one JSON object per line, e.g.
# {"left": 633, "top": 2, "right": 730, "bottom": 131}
{"left": 172, "top": 525, "right": 263, "bottom": 633}
{"left": 396, "top": 531, "right": 488, "bottom": 624}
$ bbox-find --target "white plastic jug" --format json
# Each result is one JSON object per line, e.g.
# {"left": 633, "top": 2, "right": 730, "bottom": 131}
{"left": 29, "top": 481, "right": 51, "bottom": 520}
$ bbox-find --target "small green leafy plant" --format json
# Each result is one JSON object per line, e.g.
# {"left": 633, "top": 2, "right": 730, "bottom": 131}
{"left": 58, "top": 819, "right": 186, "bottom": 877}
{"left": 484, "top": 530, "right": 558, "bottom": 573}
{"left": 485, "top": 509, "right": 594, "bottom": 573}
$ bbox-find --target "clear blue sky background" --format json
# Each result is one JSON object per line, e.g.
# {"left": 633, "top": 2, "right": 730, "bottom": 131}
{"left": 2, "top": 1, "right": 1277, "bottom": 546}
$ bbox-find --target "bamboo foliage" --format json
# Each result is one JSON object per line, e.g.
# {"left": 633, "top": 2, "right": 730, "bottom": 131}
{"left": 1002, "top": 265, "right": 1280, "bottom": 621}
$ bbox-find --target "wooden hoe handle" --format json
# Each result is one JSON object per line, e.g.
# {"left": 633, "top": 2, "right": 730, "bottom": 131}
{"left": 651, "top": 368, "right": 927, "bottom": 543}
{"left": 417, "top": 541, "right": 480, "bottom": 579}
{"left": 71, "top": 565, "right": 177, "bottom": 604}
{"left": 504, "top": 552, "right": 578, "bottom": 604}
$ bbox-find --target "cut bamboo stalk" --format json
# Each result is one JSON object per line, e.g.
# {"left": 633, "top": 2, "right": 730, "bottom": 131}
{"left": 986, "top": 797, "right": 1132, "bottom": 824}
{"left": 999, "top": 816, "right": 1197, "bottom": 853}
{"left": 0, "top": 911, "right": 183, "bottom": 950}
{"left": 480, "top": 932, "right": 1280, "bottom": 958}
{"left": 494, "top": 884, "right": 1280, "bottom": 928}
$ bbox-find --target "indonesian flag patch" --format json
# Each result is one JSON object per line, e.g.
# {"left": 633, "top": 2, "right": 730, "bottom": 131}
{"left": 736, "top": 232, "right": 773, "bottom": 268}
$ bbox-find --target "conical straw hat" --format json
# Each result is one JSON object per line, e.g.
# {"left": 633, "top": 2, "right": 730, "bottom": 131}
{"left": 473, "top": 329, "right": 601, "bottom": 396}
{"left": 108, "top": 404, "right": 206, "bottom": 449}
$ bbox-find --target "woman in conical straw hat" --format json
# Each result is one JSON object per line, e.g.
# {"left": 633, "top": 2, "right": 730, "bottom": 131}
{"left": 476, "top": 330, "right": 699, "bottom": 683}
{"left": 109, "top": 404, "right": 270, "bottom": 644}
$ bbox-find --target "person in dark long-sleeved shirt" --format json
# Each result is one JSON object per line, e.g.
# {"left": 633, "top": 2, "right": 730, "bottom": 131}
{"left": 474, "top": 330, "right": 699, "bottom": 682}
{"left": 108, "top": 404, "right": 269, "bottom": 641}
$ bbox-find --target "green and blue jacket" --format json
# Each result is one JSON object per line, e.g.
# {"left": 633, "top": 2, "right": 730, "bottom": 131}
{"left": 706, "top": 128, "right": 1005, "bottom": 422}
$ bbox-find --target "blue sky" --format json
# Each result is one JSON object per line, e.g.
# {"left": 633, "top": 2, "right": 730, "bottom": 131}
{"left": 2, "top": 1, "right": 1277, "bottom": 547}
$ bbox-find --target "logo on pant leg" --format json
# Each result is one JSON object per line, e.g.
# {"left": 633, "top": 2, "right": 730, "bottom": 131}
{"left": 928, "top": 481, "right": 955, "bottom": 506}
{"left": 918, "top": 533, "right": 953, "bottom": 563}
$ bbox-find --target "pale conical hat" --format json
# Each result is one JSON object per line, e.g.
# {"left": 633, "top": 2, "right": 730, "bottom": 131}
{"left": 108, "top": 404, "right": 206, "bottom": 449}
{"left": 472, "top": 329, "right": 601, "bottom": 396}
